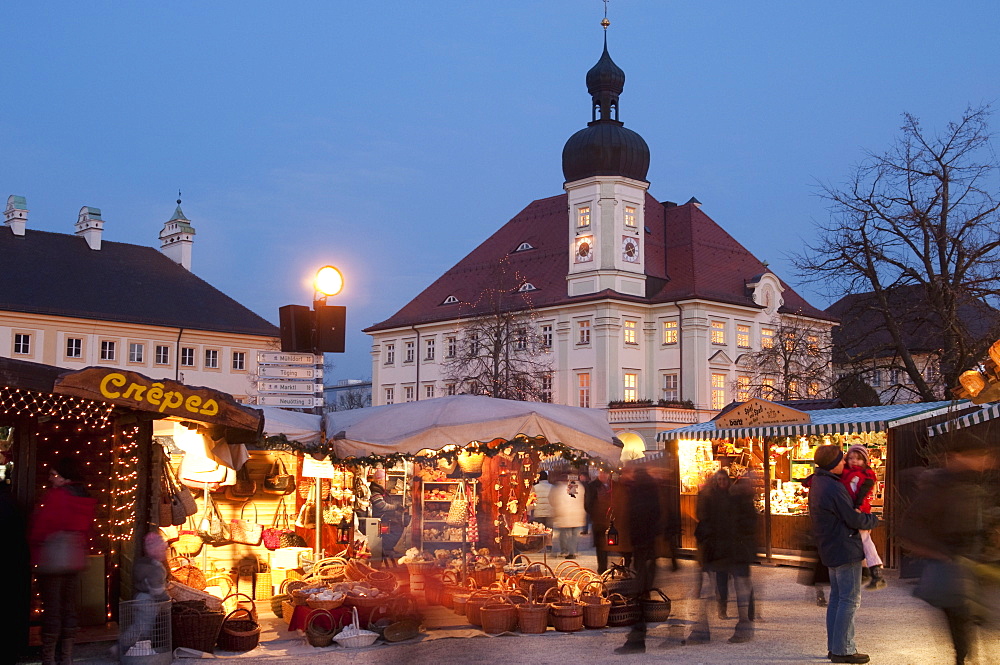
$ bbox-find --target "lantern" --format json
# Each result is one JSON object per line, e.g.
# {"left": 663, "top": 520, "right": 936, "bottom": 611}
{"left": 605, "top": 521, "right": 619, "bottom": 547}
{"left": 336, "top": 516, "right": 352, "bottom": 545}
{"left": 959, "top": 369, "right": 986, "bottom": 397}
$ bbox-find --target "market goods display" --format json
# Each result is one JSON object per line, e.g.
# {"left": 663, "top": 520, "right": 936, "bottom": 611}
{"left": 305, "top": 588, "right": 346, "bottom": 611}
{"left": 335, "top": 607, "right": 379, "bottom": 648}
{"left": 512, "top": 556, "right": 558, "bottom": 599}
{"left": 216, "top": 608, "right": 260, "bottom": 652}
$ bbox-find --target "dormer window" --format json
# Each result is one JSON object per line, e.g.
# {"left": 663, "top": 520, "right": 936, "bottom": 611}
{"left": 514, "top": 242, "right": 534, "bottom": 252}
{"left": 442, "top": 295, "right": 459, "bottom": 305}
{"left": 518, "top": 283, "right": 537, "bottom": 292}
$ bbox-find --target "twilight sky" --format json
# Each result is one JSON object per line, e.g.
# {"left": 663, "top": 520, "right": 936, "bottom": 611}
{"left": 4, "top": 1, "right": 998, "bottom": 381}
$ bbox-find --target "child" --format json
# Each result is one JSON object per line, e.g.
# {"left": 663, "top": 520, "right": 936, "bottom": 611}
{"left": 841, "top": 445, "right": 886, "bottom": 589}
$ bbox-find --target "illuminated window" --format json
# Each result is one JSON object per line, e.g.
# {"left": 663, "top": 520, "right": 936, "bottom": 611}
{"left": 578, "top": 206, "right": 591, "bottom": 228}
{"left": 662, "top": 373, "right": 679, "bottom": 401}
{"left": 788, "top": 380, "right": 798, "bottom": 396}
{"left": 180, "top": 347, "right": 195, "bottom": 367}
{"left": 761, "top": 328, "right": 774, "bottom": 349}
{"left": 404, "top": 341, "right": 415, "bottom": 363}
{"left": 155, "top": 345, "right": 170, "bottom": 365}
{"left": 129, "top": 343, "right": 144, "bottom": 364}
{"left": 711, "top": 321, "right": 726, "bottom": 345}
{"left": 807, "top": 334, "right": 820, "bottom": 356}
{"left": 762, "top": 377, "right": 775, "bottom": 398}
{"left": 736, "top": 375, "right": 751, "bottom": 401}
{"left": 205, "top": 349, "right": 219, "bottom": 369}
{"left": 624, "top": 320, "right": 637, "bottom": 345}
{"left": 425, "top": 338, "right": 435, "bottom": 361}
{"left": 711, "top": 373, "right": 727, "bottom": 410}
{"left": 446, "top": 336, "right": 457, "bottom": 358}
{"left": 624, "top": 205, "right": 636, "bottom": 227}
{"left": 784, "top": 331, "right": 797, "bottom": 352}
{"left": 624, "top": 373, "right": 638, "bottom": 402}
{"left": 541, "top": 325, "right": 553, "bottom": 348}
{"left": 13, "top": 333, "right": 30, "bottom": 355}
{"left": 578, "top": 373, "right": 591, "bottom": 408}
{"left": 663, "top": 320, "right": 678, "bottom": 345}
{"left": 66, "top": 338, "right": 82, "bottom": 359}
{"left": 737, "top": 324, "right": 751, "bottom": 349}
{"left": 232, "top": 351, "right": 246, "bottom": 371}
{"left": 404, "top": 386, "right": 414, "bottom": 402}
{"left": 578, "top": 320, "right": 591, "bottom": 345}
{"left": 384, "top": 343, "right": 395, "bottom": 365}
{"left": 100, "top": 340, "right": 117, "bottom": 361}
{"left": 808, "top": 381, "right": 820, "bottom": 397}
{"left": 385, "top": 387, "right": 395, "bottom": 404}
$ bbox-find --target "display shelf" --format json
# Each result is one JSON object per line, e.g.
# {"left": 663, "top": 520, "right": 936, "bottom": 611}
{"left": 418, "top": 479, "right": 476, "bottom": 550}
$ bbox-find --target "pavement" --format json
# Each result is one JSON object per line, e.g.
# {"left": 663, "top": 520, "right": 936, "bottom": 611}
{"left": 19, "top": 542, "right": 999, "bottom": 665}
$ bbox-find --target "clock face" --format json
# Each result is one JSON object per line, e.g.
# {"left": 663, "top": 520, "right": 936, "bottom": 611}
{"left": 575, "top": 236, "right": 593, "bottom": 263}
{"left": 622, "top": 236, "right": 639, "bottom": 263}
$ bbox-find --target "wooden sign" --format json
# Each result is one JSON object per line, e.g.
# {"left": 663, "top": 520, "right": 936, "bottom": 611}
{"left": 54, "top": 367, "right": 262, "bottom": 432}
{"left": 715, "top": 398, "right": 811, "bottom": 429}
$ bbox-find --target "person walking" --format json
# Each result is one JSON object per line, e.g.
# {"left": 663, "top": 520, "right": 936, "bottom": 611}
{"left": 841, "top": 445, "right": 886, "bottom": 589}
{"left": 549, "top": 472, "right": 587, "bottom": 558}
{"left": 584, "top": 468, "right": 613, "bottom": 572}
{"left": 29, "top": 457, "right": 97, "bottom": 665}
{"left": 899, "top": 437, "right": 1000, "bottom": 665}
{"left": 808, "top": 444, "right": 879, "bottom": 664}
{"left": 531, "top": 471, "right": 553, "bottom": 527}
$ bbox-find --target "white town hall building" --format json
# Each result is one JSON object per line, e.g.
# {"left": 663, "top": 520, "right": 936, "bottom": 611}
{"left": 365, "top": 26, "right": 834, "bottom": 452}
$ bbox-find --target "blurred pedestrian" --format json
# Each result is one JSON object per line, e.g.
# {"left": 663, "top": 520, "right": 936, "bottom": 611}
{"left": 370, "top": 467, "right": 404, "bottom": 559}
{"left": 808, "top": 444, "right": 878, "bottom": 664}
{"left": 841, "top": 445, "right": 886, "bottom": 589}
{"left": 549, "top": 472, "right": 586, "bottom": 559}
{"left": 899, "top": 437, "right": 1000, "bottom": 665}
{"left": 29, "top": 457, "right": 97, "bottom": 665}
{"left": 689, "top": 469, "right": 759, "bottom": 645}
{"left": 531, "top": 471, "right": 553, "bottom": 528}
{"left": 584, "top": 468, "right": 613, "bottom": 572}
{"left": 114, "top": 532, "right": 168, "bottom": 659}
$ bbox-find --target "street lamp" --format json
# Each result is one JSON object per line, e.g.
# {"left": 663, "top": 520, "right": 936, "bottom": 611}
{"left": 314, "top": 265, "right": 344, "bottom": 302}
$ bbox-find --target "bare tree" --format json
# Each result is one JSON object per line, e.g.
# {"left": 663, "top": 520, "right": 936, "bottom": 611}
{"left": 329, "top": 385, "right": 371, "bottom": 411}
{"left": 795, "top": 105, "right": 1000, "bottom": 400}
{"left": 442, "top": 258, "right": 552, "bottom": 401}
{"left": 735, "top": 314, "right": 834, "bottom": 401}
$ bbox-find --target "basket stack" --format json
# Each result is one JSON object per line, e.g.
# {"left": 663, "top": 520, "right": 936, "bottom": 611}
{"left": 305, "top": 609, "right": 338, "bottom": 648}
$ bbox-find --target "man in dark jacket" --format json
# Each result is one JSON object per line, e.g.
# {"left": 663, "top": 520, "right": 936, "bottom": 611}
{"left": 809, "top": 444, "right": 879, "bottom": 664}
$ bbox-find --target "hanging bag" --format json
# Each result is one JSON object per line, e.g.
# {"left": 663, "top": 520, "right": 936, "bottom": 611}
{"left": 446, "top": 480, "right": 469, "bottom": 526}
{"left": 295, "top": 500, "right": 317, "bottom": 528}
{"left": 165, "top": 462, "right": 199, "bottom": 517}
{"left": 262, "top": 497, "right": 295, "bottom": 550}
{"left": 197, "top": 490, "right": 231, "bottom": 546}
{"left": 263, "top": 458, "right": 295, "bottom": 495}
{"left": 225, "top": 463, "right": 257, "bottom": 502}
{"left": 230, "top": 501, "right": 264, "bottom": 546}
{"left": 179, "top": 452, "right": 229, "bottom": 492}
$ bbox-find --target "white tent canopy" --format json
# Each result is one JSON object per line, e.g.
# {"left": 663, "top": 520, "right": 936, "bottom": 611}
{"left": 260, "top": 406, "right": 323, "bottom": 446}
{"left": 323, "top": 395, "right": 621, "bottom": 463}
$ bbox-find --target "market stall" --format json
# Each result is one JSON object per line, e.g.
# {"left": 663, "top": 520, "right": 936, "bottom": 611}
{"left": 656, "top": 399, "right": 973, "bottom": 566}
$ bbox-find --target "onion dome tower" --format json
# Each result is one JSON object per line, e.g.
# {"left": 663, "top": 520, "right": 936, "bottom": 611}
{"left": 564, "top": 16, "right": 650, "bottom": 299}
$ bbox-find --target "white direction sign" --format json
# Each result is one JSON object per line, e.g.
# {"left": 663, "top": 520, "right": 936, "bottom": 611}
{"left": 256, "top": 395, "right": 324, "bottom": 408}
{"left": 257, "top": 351, "right": 320, "bottom": 365}
{"left": 258, "top": 366, "right": 322, "bottom": 379}
{"left": 257, "top": 381, "right": 323, "bottom": 394}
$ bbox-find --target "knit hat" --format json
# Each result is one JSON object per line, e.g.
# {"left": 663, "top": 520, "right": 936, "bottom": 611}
{"left": 847, "top": 444, "right": 870, "bottom": 466}
{"left": 814, "top": 444, "right": 844, "bottom": 471}
{"left": 52, "top": 456, "right": 85, "bottom": 482}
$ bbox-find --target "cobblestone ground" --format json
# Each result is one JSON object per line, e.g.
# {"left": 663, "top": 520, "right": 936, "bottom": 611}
{"left": 24, "top": 549, "right": 1000, "bottom": 665}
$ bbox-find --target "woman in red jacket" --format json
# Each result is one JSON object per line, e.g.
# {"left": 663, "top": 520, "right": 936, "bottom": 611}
{"left": 841, "top": 445, "right": 886, "bottom": 589}
{"left": 29, "top": 457, "right": 97, "bottom": 665}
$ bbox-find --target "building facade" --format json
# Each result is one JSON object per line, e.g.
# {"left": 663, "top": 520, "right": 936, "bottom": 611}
{"left": 1, "top": 195, "right": 280, "bottom": 401}
{"left": 365, "top": 29, "right": 834, "bottom": 451}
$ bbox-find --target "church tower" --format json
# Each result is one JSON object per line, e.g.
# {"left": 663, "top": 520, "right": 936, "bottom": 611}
{"left": 562, "top": 18, "right": 650, "bottom": 298}
{"left": 159, "top": 194, "right": 196, "bottom": 270}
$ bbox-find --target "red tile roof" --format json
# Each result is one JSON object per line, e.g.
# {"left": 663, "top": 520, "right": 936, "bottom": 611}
{"left": 366, "top": 193, "right": 831, "bottom": 332}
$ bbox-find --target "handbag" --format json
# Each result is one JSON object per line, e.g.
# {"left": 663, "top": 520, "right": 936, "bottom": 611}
{"left": 164, "top": 464, "right": 197, "bottom": 525}
{"left": 197, "top": 492, "right": 231, "bottom": 546}
{"left": 446, "top": 481, "right": 469, "bottom": 526}
{"left": 37, "top": 531, "right": 87, "bottom": 575}
{"left": 225, "top": 464, "right": 257, "bottom": 502}
{"left": 230, "top": 501, "right": 264, "bottom": 546}
{"left": 263, "top": 458, "right": 295, "bottom": 495}
{"left": 295, "top": 500, "right": 317, "bottom": 528}
{"left": 179, "top": 453, "right": 229, "bottom": 492}
{"left": 262, "top": 497, "right": 295, "bottom": 551}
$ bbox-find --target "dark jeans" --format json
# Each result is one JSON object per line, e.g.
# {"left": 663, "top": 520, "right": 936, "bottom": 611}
{"left": 943, "top": 606, "right": 973, "bottom": 664}
{"left": 38, "top": 573, "right": 79, "bottom": 638}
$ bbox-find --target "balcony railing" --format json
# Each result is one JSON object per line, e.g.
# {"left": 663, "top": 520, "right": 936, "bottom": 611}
{"left": 606, "top": 405, "right": 701, "bottom": 425}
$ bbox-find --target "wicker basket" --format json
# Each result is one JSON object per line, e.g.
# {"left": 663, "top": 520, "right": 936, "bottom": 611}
{"left": 469, "top": 567, "right": 497, "bottom": 587}
{"left": 606, "top": 593, "right": 642, "bottom": 627}
{"left": 335, "top": 607, "right": 379, "bottom": 648}
{"left": 404, "top": 560, "right": 437, "bottom": 576}
{"left": 452, "top": 591, "right": 471, "bottom": 616}
{"left": 549, "top": 601, "right": 584, "bottom": 632}
{"left": 367, "top": 570, "right": 398, "bottom": 593}
{"left": 480, "top": 595, "right": 518, "bottom": 634}
{"left": 516, "top": 600, "right": 550, "bottom": 634}
{"left": 216, "top": 608, "right": 260, "bottom": 652}
{"left": 169, "top": 556, "right": 207, "bottom": 590}
{"left": 167, "top": 581, "right": 223, "bottom": 612}
{"left": 579, "top": 580, "right": 611, "bottom": 629}
{"left": 465, "top": 589, "right": 494, "bottom": 627}
{"left": 456, "top": 450, "right": 485, "bottom": 474}
{"left": 222, "top": 593, "right": 257, "bottom": 621}
{"left": 641, "top": 588, "right": 672, "bottom": 623}
{"left": 307, "top": 595, "right": 345, "bottom": 611}
{"left": 305, "top": 609, "right": 337, "bottom": 648}
{"left": 517, "top": 561, "right": 558, "bottom": 599}
{"left": 270, "top": 593, "right": 289, "bottom": 618}
{"left": 601, "top": 564, "right": 641, "bottom": 597}
{"left": 255, "top": 568, "right": 273, "bottom": 601}
{"left": 171, "top": 603, "right": 224, "bottom": 653}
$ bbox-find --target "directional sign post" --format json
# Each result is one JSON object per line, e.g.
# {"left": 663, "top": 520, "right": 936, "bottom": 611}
{"left": 255, "top": 351, "right": 325, "bottom": 411}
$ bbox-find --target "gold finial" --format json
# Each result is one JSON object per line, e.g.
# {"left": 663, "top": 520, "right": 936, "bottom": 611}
{"left": 602, "top": 0, "right": 610, "bottom": 29}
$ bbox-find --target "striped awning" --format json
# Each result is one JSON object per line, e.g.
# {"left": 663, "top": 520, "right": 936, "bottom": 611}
{"left": 657, "top": 400, "right": 967, "bottom": 441}
{"left": 928, "top": 402, "right": 1000, "bottom": 437}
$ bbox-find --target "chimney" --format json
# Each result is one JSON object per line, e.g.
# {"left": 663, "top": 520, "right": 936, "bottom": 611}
{"left": 75, "top": 206, "right": 105, "bottom": 250}
{"left": 159, "top": 196, "right": 196, "bottom": 271}
{"left": 4, "top": 195, "right": 28, "bottom": 236}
